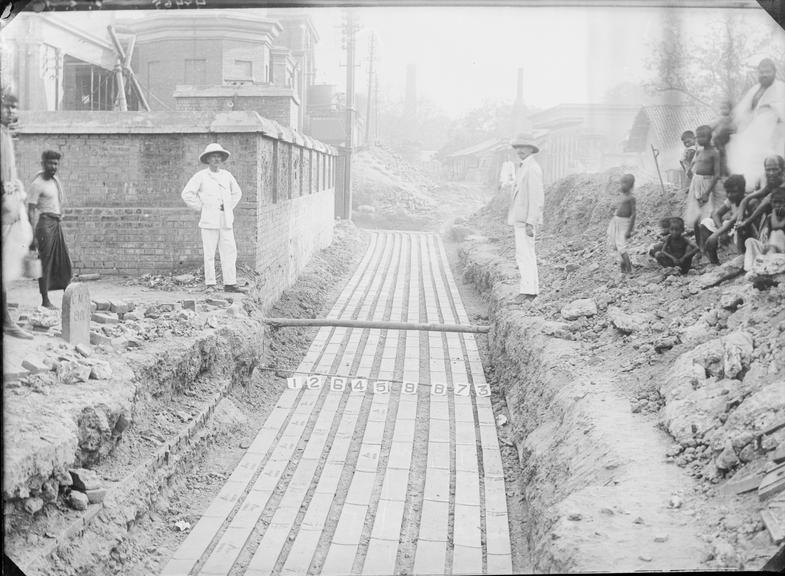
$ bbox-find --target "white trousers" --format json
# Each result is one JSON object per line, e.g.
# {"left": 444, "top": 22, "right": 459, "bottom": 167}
{"left": 200, "top": 227, "right": 237, "bottom": 286}
{"left": 514, "top": 224, "right": 539, "bottom": 295}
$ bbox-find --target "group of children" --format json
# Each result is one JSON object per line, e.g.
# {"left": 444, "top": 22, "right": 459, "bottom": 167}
{"left": 606, "top": 142, "right": 785, "bottom": 276}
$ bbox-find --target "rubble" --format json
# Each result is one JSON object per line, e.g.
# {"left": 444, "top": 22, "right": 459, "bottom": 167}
{"left": 560, "top": 298, "right": 597, "bottom": 320}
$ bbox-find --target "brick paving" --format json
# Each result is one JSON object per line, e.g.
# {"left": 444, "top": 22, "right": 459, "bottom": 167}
{"left": 161, "top": 231, "right": 513, "bottom": 576}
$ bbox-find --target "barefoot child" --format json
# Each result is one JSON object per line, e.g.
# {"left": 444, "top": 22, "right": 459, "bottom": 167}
{"left": 680, "top": 130, "right": 697, "bottom": 185}
{"left": 684, "top": 125, "right": 721, "bottom": 250}
{"left": 607, "top": 173, "right": 636, "bottom": 274}
{"left": 652, "top": 217, "right": 700, "bottom": 274}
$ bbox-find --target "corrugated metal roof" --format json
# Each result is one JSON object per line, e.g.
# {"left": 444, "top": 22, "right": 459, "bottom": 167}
{"left": 625, "top": 104, "right": 716, "bottom": 153}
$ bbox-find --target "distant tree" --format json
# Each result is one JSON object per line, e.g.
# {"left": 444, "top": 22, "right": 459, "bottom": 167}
{"left": 645, "top": 10, "right": 785, "bottom": 110}
{"left": 437, "top": 101, "right": 513, "bottom": 159}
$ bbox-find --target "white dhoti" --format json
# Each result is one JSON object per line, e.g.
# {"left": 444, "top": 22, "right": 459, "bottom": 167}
{"left": 684, "top": 175, "right": 718, "bottom": 226}
{"left": 200, "top": 227, "right": 238, "bottom": 286}
{"left": 514, "top": 224, "right": 538, "bottom": 295}
{"left": 745, "top": 229, "right": 785, "bottom": 270}
{"left": 607, "top": 215, "right": 630, "bottom": 259}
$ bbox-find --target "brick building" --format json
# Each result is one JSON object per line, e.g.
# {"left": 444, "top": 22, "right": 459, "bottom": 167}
{"left": 0, "top": 11, "right": 318, "bottom": 131}
{"left": 14, "top": 111, "right": 337, "bottom": 306}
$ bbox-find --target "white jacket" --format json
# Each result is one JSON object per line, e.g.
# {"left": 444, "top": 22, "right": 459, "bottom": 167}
{"left": 181, "top": 168, "right": 242, "bottom": 229}
{"left": 507, "top": 155, "right": 544, "bottom": 226}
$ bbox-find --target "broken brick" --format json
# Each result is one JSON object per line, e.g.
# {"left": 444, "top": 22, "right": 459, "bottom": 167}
{"left": 89, "top": 331, "right": 112, "bottom": 346}
{"left": 68, "top": 491, "right": 89, "bottom": 511}
{"left": 68, "top": 468, "right": 101, "bottom": 491}
{"left": 91, "top": 312, "right": 119, "bottom": 324}
{"left": 85, "top": 488, "right": 107, "bottom": 504}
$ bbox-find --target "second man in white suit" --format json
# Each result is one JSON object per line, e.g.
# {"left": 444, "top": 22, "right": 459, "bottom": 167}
{"left": 507, "top": 134, "right": 544, "bottom": 300}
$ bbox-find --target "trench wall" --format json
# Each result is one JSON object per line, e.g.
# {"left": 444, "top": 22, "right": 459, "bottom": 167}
{"left": 459, "top": 240, "right": 707, "bottom": 572}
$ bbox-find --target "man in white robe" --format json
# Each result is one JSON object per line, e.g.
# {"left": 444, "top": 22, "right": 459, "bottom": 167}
{"left": 507, "top": 134, "right": 544, "bottom": 300}
{"left": 729, "top": 58, "right": 785, "bottom": 188}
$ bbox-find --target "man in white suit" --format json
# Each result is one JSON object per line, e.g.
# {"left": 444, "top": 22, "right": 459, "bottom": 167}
{"left": 507, "top": 134, "right": 544, "bottom": 300}
{"left": 182, "top": 143, "right": 247, "bottom": 293}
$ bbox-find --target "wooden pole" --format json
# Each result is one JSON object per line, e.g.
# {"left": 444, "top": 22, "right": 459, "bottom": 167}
{"left": 263, "top": 318, "right": 490, "bottom": 334}
{"left": 107, "top": 25, "right": 150, "bottom": 111}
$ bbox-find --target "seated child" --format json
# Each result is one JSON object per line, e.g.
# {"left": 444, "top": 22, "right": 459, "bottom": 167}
{"left": 744, "top": 187, "right": 785, "bottom": 271}
{"left": 650, "top": 217, "right": 700, "bottom": 274}
{"left": 737, "top": 155, "right": 785, "bottom": 234}
{"left": 606, "top": 173, "right": 636, "bottom": 274}
{"left": 700, "top": 174, "right": 758, "bottom": 264}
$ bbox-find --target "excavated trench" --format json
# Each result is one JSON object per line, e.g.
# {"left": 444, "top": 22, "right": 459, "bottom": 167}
{"left": 10, "top": 213, "right": 735, "bottom": 575}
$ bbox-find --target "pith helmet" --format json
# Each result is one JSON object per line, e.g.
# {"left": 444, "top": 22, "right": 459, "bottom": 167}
{"left": 199, "top": 142, "right": 231, "bottom": 164}
{"left": 510, "top": 134, "right": 540, "bottom": 153}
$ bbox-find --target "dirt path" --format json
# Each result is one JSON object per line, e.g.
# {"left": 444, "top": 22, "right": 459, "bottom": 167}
{"left": 159, "top": 231, "right": 516, "bottom": 576}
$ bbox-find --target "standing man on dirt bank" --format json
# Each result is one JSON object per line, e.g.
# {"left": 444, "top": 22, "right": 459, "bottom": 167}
{"left": 507, "top": 134, "right": 544, "bottom": 301}
{"left": 181, "top": 143, "right": 247, "bottom": 294}
{"left": 28, "top": 150, "right": 72, "bottom": 309}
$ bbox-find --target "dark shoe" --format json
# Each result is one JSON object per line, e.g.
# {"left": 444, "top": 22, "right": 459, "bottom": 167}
{"left": 42, "top": 301, "right": 58, "bottom": 310}
{"left": 4, "top": 323, "right": 34, "bottom": 340}
{"left": 223, "top": 284, "right": 248, "bottom": 294}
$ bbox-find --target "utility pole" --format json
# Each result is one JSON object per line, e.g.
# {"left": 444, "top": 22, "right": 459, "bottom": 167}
{"left": 374, "top": 72, "right": 379, "bottom": 144}
{"left": 340, "top": 9, "right": 358, "bottom": 221}
{"left": 364, "top": 33, "right": 375, "bottom": 147}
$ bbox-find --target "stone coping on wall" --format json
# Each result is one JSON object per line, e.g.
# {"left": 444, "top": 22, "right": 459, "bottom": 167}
{"left": 14, "top": 111, "right": 336, "bottom": 155}
{"left": 173, "top": 84, "right": 301, "bottom": 105}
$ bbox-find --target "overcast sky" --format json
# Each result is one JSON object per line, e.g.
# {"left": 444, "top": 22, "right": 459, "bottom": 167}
{"left": 306, "top": 5, "right": 785, "bottom": 116}
{"left": 9, "top": 4, "right": 784, "bottom": 119}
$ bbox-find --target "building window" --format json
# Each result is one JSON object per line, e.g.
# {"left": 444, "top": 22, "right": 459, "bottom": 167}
{"left": 234, "top": 60, "right": 253, "bottom": 81}
{"left": 265, "top": 64, "right": 270, "bottom": 83}
{"left": 184, "top": 59, "right": 207, "bottom": 85}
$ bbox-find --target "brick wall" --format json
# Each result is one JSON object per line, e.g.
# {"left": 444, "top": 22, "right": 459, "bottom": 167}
{"left": 15, "top": 111, "right": 336, "bottom": 305}
{"left": 175, "top": 95, "right": 299, "bottom": 128}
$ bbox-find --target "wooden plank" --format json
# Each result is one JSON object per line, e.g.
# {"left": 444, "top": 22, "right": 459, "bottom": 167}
{"left": 720, "top": 471, "right": 764, "bottom": 497}
{"left": 760, "top": 508, "right": 785, "bottom": 544}
{"left": 264, "top": 317, "right": 489, "bottom": 333}
{"left": 759, "top": 463, "right": 785, "bottom": 500}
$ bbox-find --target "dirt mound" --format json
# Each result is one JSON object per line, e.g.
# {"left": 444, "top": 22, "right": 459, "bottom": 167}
{"left": 351, "top": 146, "right": 493, "bottom": 231}
{"left": 459, "top": 167, "right": 784, "bottom": 571}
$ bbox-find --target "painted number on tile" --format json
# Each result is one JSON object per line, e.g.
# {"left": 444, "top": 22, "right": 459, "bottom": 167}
{"left": 374, "top": 380, "right": 390, "bottom": 394}
{"left": 455, "top": 383, "right": 470, "bottom": 396}
{"left": 475, "top": 383, "right": 491, "bottom": 397}
{"left": 330, "top": 377, "right": 347, "bottom": 392}
{"left": 351, "top": 378, "right": 368, "bottom": 392}
{"left": 286, "top": 376, "right": 303, "bottom": 389}
{"left": 431, "top": 382, "right": 447, "bottom": 396}
{"left": 306, "top": 375, "right": 323, "bottom": 389}
{"left": 402, "top": 381, "right": 418, "bottom": 395}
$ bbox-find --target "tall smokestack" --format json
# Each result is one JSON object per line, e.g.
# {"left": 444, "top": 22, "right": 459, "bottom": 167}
{"left": 513, "top": 67, "right": 531, "bottom": 135}
{"left": 405, "top": 63, "right": 417, "bottom": 120}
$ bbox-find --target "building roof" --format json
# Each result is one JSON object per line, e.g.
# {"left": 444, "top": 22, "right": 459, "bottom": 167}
{"left": 625, "top": 104, "right": 716, "bottom": 153}
{"left": 445, "top": 138, "right": 503, "bottom": 159}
